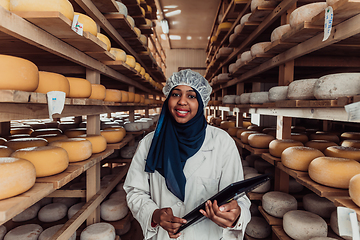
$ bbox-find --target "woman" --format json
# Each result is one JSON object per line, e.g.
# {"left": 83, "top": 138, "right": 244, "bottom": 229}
{"left": 124, "top": 69, "right": 251, "bottom": 239}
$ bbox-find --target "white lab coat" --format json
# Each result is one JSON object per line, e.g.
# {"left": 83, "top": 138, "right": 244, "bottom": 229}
{"left": 124, "top": 125, "right": 251, "bottom": 240}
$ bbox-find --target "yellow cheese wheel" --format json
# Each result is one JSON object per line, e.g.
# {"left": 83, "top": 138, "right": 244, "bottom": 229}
{"left": 210, "top": 36, "right": 217, "bottom": 43}
{"left": 140, "top": 67, "right": 146, "bottom": 76}
{"left": 140, "top": 6, "right": 145, "bottom": 15}
{"left": 305, "top": 140, "right": 338, "bottom": 152}
{"left": 341, "top": 132, "right": 360, "bottom": 141}
{"left": 262, "top": 128, "right": 276, "bottom": 138}
{"left": 120, "top": 91, "right": 129, "bottom": 103}
{"left": 7, "top": 134, "right": 31, "bottom": 140}
{"left": 147, "top": 5, "right": 152, "bottom": 13}
{"left": 248, "top": 133, "right": 275, "bottom": 149}
{"left": 134, "top": 94, "right": 141, "bottom": 103}
{"left": 310, "top": 132, "right": 340, "bottom": 143}
{"left": 0, "top": 55, "right": 39, "bottom": 91}
{"left": 49, "top": 138, "right": 92, "bottom": 162}
{"left": 140, "top": 95, "right": 145, "bottom": 103}
{"left": 140, "top": 35, "right": 147, "bottom": 45}
{"left": 218, "top": 22, "right": 232, "bottom": 31}
{"left": 125, "top": 55, "right": 136, "bottom": 68}
{"left": 64, "top": 128, "right": 86, "bottom": 138}
{"left": 89, "top": 84, "right": 106, "bottom": 100}
{"left": 5, "top": 137, "right": 48, "bottom": 150}
{"left": 97, "top": 33, "right": 111, "bottom": 51}
{"left": 128, "top": 92, "right": 135, "bottom": 102}
{"left": 324, "top": 146, "right": 360, "bottom": 161}
{"left": 228, "top": 127, "right": 244, "bottom": 137}
{"left": 349, "top": 174, "right": 360, "bottom": 207}
{"left": 0, "top": 137, "right": 7, "bottom": 145}
{"left": 341, "top": 140, "right": 360, "bottom": 149}
{"left": 290, "top": 133, "right": 309, "bottom": 143}
{"left": 240, "top": 131, "right": 258, "bottom": 144}
{"left": 236, "top": 128, "right": 251, "bottom": 139}
{"left": 126, "top": 15, "right": 135, "bottom": 28}
{"left": 0, "top": 0, "right": 10, "bottom": 10}
{"left": 134, "top": 27, "right": 141, "bottom": 37}
{"left": 10, "top": 0, "right": 74, "bottom": 21}
{"left": 78, "top": 134, "right": 107, "bottom": 153}
{"left": 104, "top": 89, "right": 122, "bottom": 102}
{"left": 269, "top": 139, "right": 303, "bottom": 157}
{"left": 36, "top": 134, "right": 68, "bottom": 143}
{"left": 281, "top": 146, "right": 324, "bottom": 171}
{"left": 309, "top": 157, "right": 360, "bottom": 189}
{"left": 67, "top": 77, "right": 92, "bottom": 98}
{"left": 144, "top": 73, "right": 150, "bottom": 82}
{"left": 10, "top": 127, "right": 33, "bottom": 135}
{"left": 11, "top": 146, "right": 69, "bottom": 177}
{"left": 35, "top": 71, "right": 70, "bottom": 96}
{"left": 135, "top": 62, "right": 141, "bottom": 73}
{"left": 243, "top": 121, "right": 252, "bottom": 128}
{"left": 220, "top": 121, "right": 235, "bottom": 130}
{"left": 30, "top": 128, "right": 62, "bottom": 137}
{"left": 104, "top": 126, "right": 126, "bottom": 134}
{"left": 247, "top": 125, "right": 263, "bottom": 131}
{"left": 0, "top": 157, "right": 36, "bottom": 200}
{"left": 74, "top": 12, "right": 98, "bottom": 36}
{"left": 110, "top": 48, "right": 127, "bottom": 62}
{"left": 100, "top": 129, "right": 126, "bottom": 143}
{"left": 0, "top": 145, "right": 13, "bottom": 157}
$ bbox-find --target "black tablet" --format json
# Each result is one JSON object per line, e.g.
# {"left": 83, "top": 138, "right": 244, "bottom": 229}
{"left": 175, "top": 173, "right": 271, "bottom": 234}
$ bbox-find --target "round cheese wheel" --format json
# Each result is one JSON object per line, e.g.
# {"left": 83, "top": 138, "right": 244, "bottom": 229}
{"left": 11, "top": 146, "right": 69, "bottom": 177}
{"left": 217, "top": 22, "right": 232, "bottom": 32}
{"left": 144, "top": 73, "right": 150, "bottom": 82}
{"left": 67, "top": 77, "right": 92, "bottom": 98}
{"left": 74, "top": 12, "right": 97, "bottom": 36}
{"left": 262, "top": 191, "right": 297, "bottom": 218}
{"left": 341, "top": 139, "right": 360, "bottom": 148}
{"left": 228, "top": 63, "right": 237, "bottom": 73}
{"left": 289, "top": 3, "right": 328, "bottom": 28}
{"left": 250, "top": 92, "right": 269, "bottom": 104}
{"left": 125, "top": 55, "right": 136, "bottom": 68}
{"left": 5, "top": 137, "right": 48, "bottom": 150}
{"left": 241, "top": 51, "right": 252, "bottom": 62}
{"left": 100, "top": 198, "right": 128, "bottom": 221}
{"left": 240, "top": 131, "right": 258, "bottom": 144}
{"left": 222, "top": 95, "right": 237, "bottom": 104}
{"left": 239, "top": 93, "right": 251, "bottom": 104}
{"left": 269, "top": 139, "right": 303, "bottom": 157}
{"left": 64, "top": 128, "right": 86, "bottom": 138}
{"left": 100, "top": 129, "right": 126, "bottom": 143}
{"left": 109, "top": 190, "right": 126, "bottom": 201}
{"left": 245, "top": 216, "right": 271, "bottom": 238}
{"left": 341, "top": 132, "right": 360, "bottom": 140}
{"left": 309, "top": 156, "right": 360, "bottom": 188}
{"left": 251, "top": 42, "right": 271, "bottom": 56}
{"left": 290, "top": 133, "right": 308, "bottom": 143}
{"left": 139, "top": 34, "right": 147, "bottom": 45}
{"left": 305, "top": 140, "right": 338, "bottom": 152}
{"left": 97, "top": 33, "right": 111, "bottom": 51}
{"left": 145, "top": 18, "right": 152, "bottom": 27}
{"left": 283, "top": 210, "right": 327, "bottom": 239}
{"left": 128, "top": 92, "right": 135, "bottom": 102}
{"left": 0, "top": 0, "right": 9, "bottom": 10}
{"left": 4, "top": 224, "right": 42, "bottom": 240}
{"left": 124, "top": 122, "right": 142, "bottom": 131}
{"left": 268, "top": 86, "right": 288, "bottom": 102}
{"left": 53, "top": 197, "right": 79, "bottom": 208}
{"left": 248, "top": 133, "right": 275, "bottom": 148}
{"left": 303, "top": 193, "right": 336, "bottom": 218}
{"left": 39, "top": 224, "right": 76, "bottom": 240}
{"left": 10, "top": 127, "right": 33, "bottom": 135}
{"left": 235, "top": 96, "right": 242, "bottom": 104}
{"left": 7, "top": 134, "right": 31, "bottom": 140}
{"left": 243, "top": 167, "right": 258, "bottom": 176}
{"left": 287, "top": 79, "right": 317, "bottom": 100}
{"left": 140, "top": 67, "right": 146, "bottom": 76}
{"left": 10, "top": 0, "right": 74, "bottom": 21}
{"left": 38, "top": 197, "right": 52, "bottom": 207}
{"left": 245, "top": 173, "right": 271, "bottom": 193}
{"left": 38, "top": 203, "right": 67, "bottom": 222}
{"left": 119, "top": 90, "right": 129, "bottom": 103}
{"left": 0, "top": 225, "right": 6, "bottom": 240}
{"left": 0, "top": 54, "right": 39, "bottom": 91}
{"left": 116, "top": 219, "right": 131, "bottom": 236}
{"left": 0, "top": 145, "right": 13, "bottom": 157}
{"left": 114, "top": 1, "right": 127, "bottom": 16}
{"left": 251, "top": 0, "right": 278, "bottom": 11}
{"left": 271, "top": 24, "right": 291, "bottom": 42}
{"left": 110, "top": 48, "right": 126, "bottom": 61}
{"left": 235, "top": 128, "right": 251, "bottom": 139}
{"left": 240, "top": 13, "right": 252, "bottom": 25}
{"left": 350, "top": 174, "right": 360, "bottom": 208}
{"left": 49, "top": 138, "right": 92, "bottom": 162}
{"left": 134, "top": 93, "right": 141, "bottom": 103}
{"left": 80, "top": 223, "right": 116, "bottom": 240}
{"left": 281, "top": 146, "right": 324, "bottom": 171}
{"left": 104, "top": 89, "right": 121, "bottom": 102}
{"left": 121, "top": 145, "right": 137, "bottom": 159}
{"left": 126, "top": 15, "right": 135, "bottom": 28}
{"left": 315, "top": 73, "right": 360, "bottom": 99}
{"left": 228, "top": 127, "right": 244, "bottom": 137}
{"left": 35, "top": 71, "right": 70, "bottom": 96}
{"left": 89, "top": 84, "right": 106, "bottom": 100}
{"left": 12, "top": 202, "right": 41, "bottom": 222}
{"left": 310, "top": 132, "right": 339, "bottom": 143}
{"left": 134, "top": 62, "right": 141, "bottom": 73}
{"left": 217, "top": 73, "right": 232, "bottom": 83}
{"left": 218, "top": 47, "right": 233, "bottom": 56}
{"left": 220, "top": 121, "right": 235, "bottom": 130}
{"left": 324, "top": 146, "right": 360, "bottom": 161}
{"left": 68, "top": 202, "right": 85, "bottom": 219}
{"left": 78, "top": 134, "right": 107, "bottom": 153}
{"left": 31, "top": 128, "right": 62, "bottom": 137}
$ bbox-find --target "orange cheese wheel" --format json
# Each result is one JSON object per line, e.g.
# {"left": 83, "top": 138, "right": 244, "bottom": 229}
{"left": 11, "top": 146, "right": 69, "bottom": 177}
{"left": 89, "top": 84, "right": 106, "bottom": 100}
{"left": 97, "top": 33, "right": 111, "bottom": 51}
{"left": 134, "top": 63, "right": 141, "bottom": 73}
{"left": 110, "top": 48, "right": 126, "bottom": 62}
{"left": 269, "top": 139, "right": 303, "bottom": 157}
{"left": 248, "top": 133, "right": 275, "bottom": 149}
{"left": 134, "top": 94, "right": 141, "bottom": 103}
{"left": 74, "top": 12, "right": 98, "bottom": 36}
{"left": 262, "top": 128, "right": 276, "bottom": 138}
{"left": 290, "top": 133, "right": 309, "bottom": 143}
{"left": 140, "top": 67, "right": 145, "bottom": 76}
{"left": 64, "top": 128, "right": 86, "bottom": 138}
{"left": 341, "top": 132, "right": 360, "bottom": 141}
{"left": 0, "top": 55, "right": 39, "bottom": 91}
{"left": 247, "top": 125, "right": 263, "bottom": 131}
{"left": 310, "top": 133, "right": 340, "bottom": 143}
{"left": 36, "top": 134, "right": 68, "bottom": 143}
{"left": 341, "top": 140, "right": 360, "bottom": 149}
{"left": 220, "top": 121, "right": 235, "bottom": 130}
{"left": 309, "top": 157, "right": 360, "bottom": 188}
{"left": 125, "top": 55, "right": 136, "bottom": 68}
{"left": 7, "top": 134, "right": 31, "bottom": 140}
{"left": 0, "top": 157, "right": 36, "bottom": 200}
{"left": 0, "top": 0, "right": 9, "bottom": 10}
{"left": 0, "top": 137, "right": 7, "bottom": 145}
{"left": 49, "top": 138, "right": 92, "bottom": 162}
{"left": 144, "top": 73, "right": 150, "bottom": 81}
{"left": 5, "top": 137, "right": 48, "bottom": 150}
{"left": 140, "top": 95, "right": 145, "bottom": 103}
{"left": 100, "top": 129, "right": 126, "bottom": 144}
{"left": 67, "top": 77, "right": 92, "bottom": 98}
{"left": 0, "top": 146, "right": 13, "bottom": 157}
{"left": 10, "top": 127, "right": 33, "bottom": 135}
{"left": 228, "top": 127, "right": 244, "bottom": 137}
{"left": 31, "top": 128, "right": 62, "bottom": 137}
{"left": 349, "top": 174, "right": 360, "bottom": 207}
{"left": 240, "top": 131, "right": 258, "bottom": 144}
{"left": 35, "top": 71, "right": 70, "bottom": 96}
{"left": 120, "top": 91, "right": 129, "bottom": 103}
{"left": 104, "top": 89, "right": 122, "bottom": 102}
{"left": 305, "top": 140, "right": 338, "bottom": 152}
{"left": 324, "top": 146, "right": 360, "bottom": 161}
{"left": 128, "top": 92, "right": 135, "bottom": 102}
{"left": 281, "top": 146, "right": 324, "bottom": 171}
{"left": 236, "top": 128, "right": 252, "bottom": 139}
{"left": 78, "top": 134, "right": 107, "bottom": 153}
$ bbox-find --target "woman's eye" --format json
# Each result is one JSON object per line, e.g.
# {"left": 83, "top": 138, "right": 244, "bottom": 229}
{"left": 188, "top": 95, "right": 196, "bottom": 99}
{"left": 171, "top": 93, "right": 180, "bottom": 97}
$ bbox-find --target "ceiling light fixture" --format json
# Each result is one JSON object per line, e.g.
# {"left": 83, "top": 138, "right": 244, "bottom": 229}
{"left": 186, "top": 36, "right": 192, "bottom": 40}
{"left": 165, "top": 9, "right": 181, "bottom": 17}
{"left": 169, "top": 35, "right": 181, "bottom": 40}
{"left": 161, "top": 19, "right": 169, "bottom": 34}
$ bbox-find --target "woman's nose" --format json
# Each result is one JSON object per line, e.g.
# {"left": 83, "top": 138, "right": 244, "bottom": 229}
{"left": 177, "top": 95, "right": 187, "bottom": 105}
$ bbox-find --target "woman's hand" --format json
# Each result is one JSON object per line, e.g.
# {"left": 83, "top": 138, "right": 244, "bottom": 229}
{"left": 200, "top": 200, "right": 241, "bottom": 228}
{"left": 152, "top": 208, "right": 187, "bottom": 238}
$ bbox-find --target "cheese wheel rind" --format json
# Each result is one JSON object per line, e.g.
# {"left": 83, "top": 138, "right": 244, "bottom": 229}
{"left": 39, "top": 224, "right": 76, "bottom": 240}
{"left": 349, "top": 173, "right": 360, "bottom": 207}
{"left": 289, "top": 3, "right": 328, "bottom": 28}
{"left": 67, "top": 77, "right": 92, "bottom": 98}
{"left": 324, "top": 146, "right": 360, "bottom": 161}
{"left": 269, "top": 139, "right": 303, "bottom": 157}
{"left": 271, "top": 24, "right": 291, "bottom": 42}
{"left": 110, "top": 48, "right": 126, "bottom": 61}
{"left": 4, "top": 224, "right": 43, "bottom": 240}
{"left": 74, "top": 12, "right": 98, "bottom": 36}
{"left": 78, "top": 134, "right": 107, "bottom": 153}
{"left": 287, "top": 79, "right": 317, "bottom": 100}
{"left": 80, "top": 223, "right": 116, "bottom": 240}
{"left": 100, "top": 198, "right": 128, "bottom": 221}
{"left": 303, "top": 193, "right": 336, "bottom": 218}
{"left": 38, "top": 203, "right": 67, "bottom": 222}
{"left": 12, "top": 202, "right": 41, "bottom": 222}
{"left": 305, "top": 140, "right": 338, "bottom": 152}
{"left": 262, "top": 191, "right": 297, "bottom": 218}
{"left": 268, "top": 86, "right": 288, "bottom": 102}
{"left": 245, "top": 216, "right": 271, "bottom": 238}
{"left": 36, "top": 71, "right": 70, "bottom": 96}
{"left": 281, "top": 146, "right": 324, "bottom": 171}
{"left": 97, "top": 33, "right": 111, "bottom": 51}
{"left": 248, "top": 133, "right": 275, "bottom": 149}
{"left": 89, "top": 84, "right": 106, "bottom": 100}
{"left": 49, "top": 138, "right": 92, "bottom": 162}
{"left": 104, "top": 89, "right": 121, "bottom": 102}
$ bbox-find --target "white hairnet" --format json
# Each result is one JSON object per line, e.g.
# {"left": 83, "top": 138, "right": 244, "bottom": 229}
{"left": 163, "top": 69, "right": 212, "bottom": 107}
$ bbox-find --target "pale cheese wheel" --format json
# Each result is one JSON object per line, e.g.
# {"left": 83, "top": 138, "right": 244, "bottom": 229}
{"left": 4, "top": 224, "right": 42, "bottom": 240}
{"left": 134, "top": 62, "right": 141, "bottom": 73}
{"left": 5, "top": 137, "right": 48, "bottom": 150}
{"left": 68, "top": 202, "right": 85, "bottom": 219}
{"left": 341, "top": 132, "right": 360, "bottom": 140}
{"left": 250, "top": 42, "right": 271, "bottom": 56}
{"left": 121, "top": 145, "right": 137, "bottom": 158}
{"left": 116, "top": 219, "right": 131, "bottom": 236}
{"left": 262, "top": 191, "right": 297, "bottom": 218}
{"left": 229, "top": 33, "right": 236, "bottom": 43}
{"left": 110, "top": 48, "right": 126, "bottom": 61}
{"left": 125, "top": 55, "right": 136, "bottom": 68}
{"left": 0, "top": 225, "right": 6, "bottom": 240}
{"left": 228, "top": 127, "right": 244, "bottom": 137}
{"left": 64, "top": 128, "right": 86, "bottom": 138}
{"left": 80, "top": 223, "right": 116, "bottom": 240}
{"left": 12, "top": 202, "right": 41, "bottom": 222}
{"left": 11, "top": 146, "right": 69, "bottom": 177}
{"left": 38, "top": 203, "right": 67, "bottom": 222}
{"left": 305, "top": 140, "right": 338, "bottom": 152}
{"left": 310, "top": 132, "right": 339, "bottom": 143}
{"left": 53, "top": 197, "right": 79, "bottom": 208}
{"left": 309, "top": 156, "right": 360, "bottom": 188}
{"left": 324, "top": 146, "right": 360, "bottom": 161}
{"left": 35, "top": 71, "right": 70, "bottom": 96}
{"left": 241, "top": 51, "right": 252, "bottom": 62}
{"left": 283, "top": 210, "right": 327, "bottom": 239}
{"left": 310, "top": 237, "right": 337, "bottom": 240}
{"left": 342, "top": 140, "right": 360, "bottom": 148}
{"left": 229, "top": 63, "right": 237, "bottom": 73}
{"left": 289, "top": 3, "right": 328, "bottom": 28}
{"left": 240, "top": 93, "right": 251, "bottom": 104}
{"left": 287, "top": 79, "right": 317, "bottom": 100}
{"left": 0, "top": 54, "right": 39, "bottom": 91}
{"left": 222, "top": 95, "right": 237, "bottom": 104}
{"left": 250, "top": 92, "right": 269, "bottom": 104}
{"left": 78, "top": 134, "right": 107, "bottom": 153}
{"left": 126, "top": 15, "right": 135, "bottom": 28}
{"left": 235, "top": 58, "right": 242, "bottom": 67}
{"left": 245, "top": 173, "right": 271, "bottom": 193}
{"left": 104, "top": 89, "right": 122, "bottom": 102}
{"left": 67, "top": 77, "right": 92, "bottom": 98}
{"left": 235, "top": 95, "right": 241, "bottom": 104}
{"left": 251, "top": 0, "right": 278, "bottom": 12}
{"left": 100, "top": 129, "right": 126, "bottom": 143}
{"left": 109, "top": 190, "right": 126, "bottom": 201}
{"left": 49, "top": 138, "right": 92, "bottom": 162}
{"left": 140, "top": 34, "right": 147, "bottom": 45}
{"left": 89, "top": 84, "right": 106, "bottom": 100}
{"left": 10, "top": 0, "right": 74, "bottom": 21}
{"left": 269, "top": 139, "right": 303, "bottom": 157}
{"left": 240, "top": 13, "right": 252, "bottom": 25}
{"left": 97, "top": 33, "right": 111, "bottom": 51}
{"left": 124, "top": 122, "right": 142, "bottom": 131}
{"left": 114, "top": 1, "right": 127, "bottom": 17}
{"left": 303, "top": 193, "right": 336, "bottom": 218}
{"left": 74, "top": 12, "right": 98, "bottom": 36}
{"left": 245, "top": 216, "right": 271, "bottom": 238}
{"left": 134, "top": 27, "right": 141, "bottom": 37}
{"left": 0, "top": 145, "right": 13, "bottom": 157}
{"left": 271, "top": 24, "right": 291, "bottom": 42}
{"left": 39, "top": 224, "right": 76, "bottom": 240}
{"left": 218, "top": 47, "right": 233, "bottom": 56}
{"left": 217, "top": 73, "right": 232, "bottom": 82}
{"left": 281, "top": 146, "right": 324, "bottom": 171}
{"left": 268, "top": 86, "right": 288, "bottom": 101}
{"left": 100, "top": 198, "right": 128, "bottom": 221}
{"left": 0, "top": 0, "right": 9, "bottom": 10}
{"left": 240, "top": 131, "right": 258, "bottom": 144}
{"left": 248, "top": 133, "right": 275, "bottom": 149}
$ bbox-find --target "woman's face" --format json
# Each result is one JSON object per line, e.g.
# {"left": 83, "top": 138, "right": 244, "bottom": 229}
{"left": 168, "top": 85, "right": 199, "bottom": 124}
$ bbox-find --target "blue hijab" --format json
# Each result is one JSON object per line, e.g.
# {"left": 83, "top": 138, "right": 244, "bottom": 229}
{"left": 145, "top": 88, "right": 207, "bottom": 201}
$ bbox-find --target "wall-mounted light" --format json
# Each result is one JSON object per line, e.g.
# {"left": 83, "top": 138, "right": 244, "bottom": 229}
{"left": 161, "top": 19, "right": 169, "bottom": 34}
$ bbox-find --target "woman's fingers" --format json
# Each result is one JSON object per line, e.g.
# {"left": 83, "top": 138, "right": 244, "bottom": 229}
{"left": 200, "top": 200, "right": 241, "bottom": 228}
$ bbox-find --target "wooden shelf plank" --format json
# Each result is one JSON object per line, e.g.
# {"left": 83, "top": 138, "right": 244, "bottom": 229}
{"left": 248, "top": 7, "right": 274, "bottom": 22}
{"left": 272, "top": 226, "right": 292, "bottom": 240}
{"left": 335, "top": 197, "right": 360, "bottom": 221}
{"left": 259, "top": 206, "right": 283, "bottom": 226}
{"left": 264, "top": 40, "right": 297, "bottom": 54}
{"left": 107, "top": 134, "right": 135, "bottom": 150}
{"left": 132, "top": 15, "right": 147, "bottom": 26}
{"left": 276, "top": 162, "right": 308, "bottom": 179}
{"left": 86, "top": 50, "right": 116, "bottom": 61}
{"left": 138, "top": 25, "right": 153, "bottom": 35}
{"left": 228, "top": 22, "right": 260, "bottom": 48}
{"left": 247, "top": 192, "right": 264, "bottom": 201}
{"left": 261, "top": 153, "right": 280, "bottom": 165}
{"left": 92, "top": 0, "right": 119, "bottom": 13}
{"left": 124, "top": 37, "right": 147, "bottom": 52}
{"left": 281, "top": 22, "right": 323, "bottom": 43}
{"left": 104, "top": 14, "right": 138, "bottom": 38}
{"left": 234, "top": 0, "right": 249, "bottom": 12}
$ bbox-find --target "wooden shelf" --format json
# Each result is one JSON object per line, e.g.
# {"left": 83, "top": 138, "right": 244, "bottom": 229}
{"left": 233, "top": 138, "right": 269, "bottom": 154}
{"left": 248, "top": 7, "right": 274, "bottom": 22}
{"left": 247, "top": 192, "right": 264, "bottom": 201}
{"left": 261, "top": 153, "right": 280, "bottom": 165}
{"left": 272, "top": 226, "right": 292, "bottom": 240}
{"left": 104, "top": 14, "right": 138, "bottom": 38}
{"left": 264, "top": 40, "right": 297, "bottom": 54}
{"left": 91, "top": 0, "right": 119, "bottom": 13}
{"left": 228, "top": 22, "right": 260, "bottom": 48}
{"left": 276, "top": 162, "right": 308, "bottom": 179}
{"left": 334, "top": 197, "right": 360, "bottom": 221}
{"left": 281, "top": 21, "right": 323, "bottom": 43}
{"left": 259, "top": 206, "right": 283, "bottom": 226}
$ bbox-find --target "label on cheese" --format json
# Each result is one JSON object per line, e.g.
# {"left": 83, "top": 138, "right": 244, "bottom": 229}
{"left": 345, "top": 101, "right": 360, "bottom": 121}
{"left": 47, "top": 91, "right": 66, "bottom": 121}
{"left": 71, "top": 14, "right": 83, "bottom": 36}
{"left": 323, "top": 6, "right": 333, "bottom": 42}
